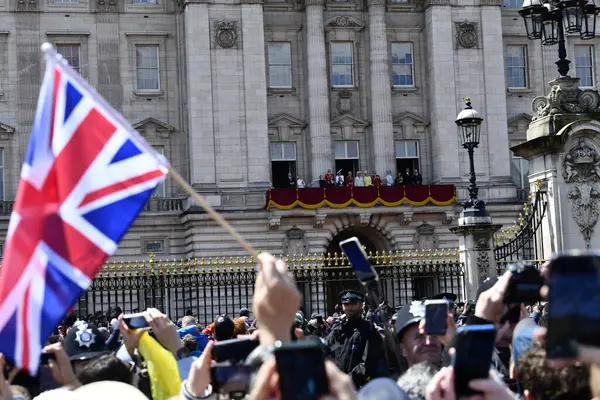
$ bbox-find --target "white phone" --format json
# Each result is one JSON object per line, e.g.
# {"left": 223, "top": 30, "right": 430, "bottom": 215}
{"left": 339, "top": 237, "right": 378, "bottom": 283}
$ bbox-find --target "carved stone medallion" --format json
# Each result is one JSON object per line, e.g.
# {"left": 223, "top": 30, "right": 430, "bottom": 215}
{"left": 336, "top": 90, "right": 353, "bottom": 114}
{"left": 455, "top": 22, "right": 478, "bottom": 49}
{"left": 214, "top": 20, "right": 238, "bottom": 49}
{"left": 17, "top": 0, "right": 37, "bottom": 11}
{"left": 282, "top": 226, "right": 308, "bottom": 255}
{"left": 413, "top": 222, "right": 438, "bottom": 249}
{"left": 97, "top": 0, "right": 117, "bottom": 12}
{"left": 562, "top": 137, "right": 600, "bottom": 248}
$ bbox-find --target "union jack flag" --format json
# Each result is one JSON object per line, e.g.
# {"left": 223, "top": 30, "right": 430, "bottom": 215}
{"left": 0, "top": 44, "right": 169, "bottom": 373}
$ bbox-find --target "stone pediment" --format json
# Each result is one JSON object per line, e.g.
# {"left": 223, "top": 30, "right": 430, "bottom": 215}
{"left": 0, "top": 121, "right": 15, "bottom": 141}
{"left": 507, "top": 113, "right": 532, "bottom": 138}
{"left": 324, "top": 16, "right": 365, "bottom": 32}
{"left": 331, "top": 113, "right": 369, "bottom": 128}
{"left": 268, "top": 113, "right": 306, "bottom": 137}
{"left": 133, "top": 117, "right": 176, "bottom": 139}
{"left": 268, "top": 113, "right": 307, "bottom": 129}
{"left": 392, "top": 112, "right": 427, "bottom": 126}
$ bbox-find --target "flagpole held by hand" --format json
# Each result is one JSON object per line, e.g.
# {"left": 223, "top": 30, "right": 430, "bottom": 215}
{"left": 167, "top": 167, "right": 259, "bottom": 260}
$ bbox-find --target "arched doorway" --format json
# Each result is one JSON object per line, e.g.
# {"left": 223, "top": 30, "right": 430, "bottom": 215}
{"left": 321, "top": 228, "right": 389, "bottom": 314}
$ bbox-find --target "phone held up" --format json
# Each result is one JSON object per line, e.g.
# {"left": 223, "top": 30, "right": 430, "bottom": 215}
{"left": 504, "top": 262, "right": 544, "bottom": 305}
{"left": 274, "top": 340, "right": 329, "bottom": 400}
{"left": 122, "top": 312, "right": 150, "bottom": 330}
{"left": 546, "top": 253, "right": 600, "bottom": 359}
{"left": 210, "top": 338, "right": 260, "bottom": 399}
{"left": 424, "top": 299, "right": 449, "bottom": 336}
{"left": 452, "top": 324, "right": 497, "bottom": 398}
{"left": 339, "top": 237, "right": 378, "bottom": 284}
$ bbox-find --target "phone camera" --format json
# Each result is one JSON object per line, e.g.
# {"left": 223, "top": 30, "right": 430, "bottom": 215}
{"left": 504, "top": 262, "right": 544, "bottom": 304}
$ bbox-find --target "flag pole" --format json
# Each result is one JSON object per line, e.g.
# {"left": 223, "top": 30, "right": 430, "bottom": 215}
{"left": 167, "top": 167, "right": 259, "bottom": 260}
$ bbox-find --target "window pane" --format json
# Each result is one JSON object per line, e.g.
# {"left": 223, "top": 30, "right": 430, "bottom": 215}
{"left": 137, "top": 69, "right": 159, "bottom": 90}
{"left": 406, "top": 141, "right": 418, "bottom": 157}
{"left": 331, "top": 42, "right": 353, "bottom": 87}
{"left": 136, "top": 46, "right": 158, "bottom": 68}
{"left": 575, "top": 45, "right": 594, "bottom": 87}
{"left": 271, "top": 143, "right": 283, "bottom": 160}
{"left": 507, "top": 45, "right": 527, "bottom": 88}
{"left": 395, "top": 141, "right": 406, "bottom": 158}
{"left": 269, "top": 65, "right": 292, "bottom": 88}
{"left": 392, "top": 43, "right": 414, "bottom": 87}
{"left": 56, "top": 44, "right": 80, "bottom": 71}
{"left": 283, "top": 142, "right": 296, "bottom": 160}
{"left": 346, "top": 141, "right": 359, "bottom": 158}
{"left": 334, "top": 142, "right": 346, "bottom": 159}
{"left": 133, "top": 0, "right": 157, "bottom": 3}
{"left": 503, "top": 0, "right": 519, "bottom": 7}
{"left": 268, "top": 42, "right": 291, "bottom": 65}
{"left": 331, "top": 42, "right": 353, "bottom": 64}
{"left": 332, "top": 65, "right": 353, "bottom": 86}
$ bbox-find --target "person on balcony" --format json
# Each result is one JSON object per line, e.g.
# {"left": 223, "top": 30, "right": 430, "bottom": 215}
{"left": 287, "top": 172, "right": 296, "bottom": 188}
{"left": 403, "top": 168, "right": 413, "bottom": 185}
{"left": 324, "top": 169, "right": 335, "bottom": 187}
{"left": 345, "top": 171, "right": 354, "bottom": 187}
{"left": 363, "top": 171, "right": 372, "bottom": 186}
{"left": 372, "top": 171, "right": 382, "bottom": 188}
{"left": 354, "top": 171, "right": 365, "bottom": 187}
{"left": 412, "top": 169, "right": 423, "bottom": 185}
{"left": 296, "top": 176, "right": 305, "bottom": 188}
{"left": 395, "top": 172, "right": 404, "bottom": 186}
{"left": 336, "top": 170, "right": 344, "bottom": 186}
{"left": 385, "top": 171, "right": 394, "bottom": 186}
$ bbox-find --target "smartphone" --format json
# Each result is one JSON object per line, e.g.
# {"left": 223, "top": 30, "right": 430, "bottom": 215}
{"left": 504, "top": 262, "right": 544, "bottom": 304}
{"left": 339, "top": 237, "right": 378, "bottom": 283}
{"left": 211, "top": 338, "right": 260, "bottom": 363}
{"left": 546, "top": 253, "right": 600, "bottom": 359}
{"left": 123, "top": 312, "right": 149, "bottom": 329}
{"left": 453, "top": 324, "right": 497, "bottom": 397}
{"left": 424, "top": 299, "right": 449, "bottom": 335}
{"left": 274, "top": 341, "right": 329, "bottom": 400}
{"left": 210, "top": 364, "right": 252, "bottom": 397}
{"left": 40, "top": 352, "right": 55, "bottom": 366}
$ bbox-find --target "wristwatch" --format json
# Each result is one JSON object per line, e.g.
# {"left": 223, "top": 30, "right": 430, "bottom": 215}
{"left": 176, "top": 346, "right": 191, "bottom": 360}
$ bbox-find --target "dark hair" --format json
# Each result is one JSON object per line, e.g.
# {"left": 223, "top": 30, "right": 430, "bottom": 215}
{"left": 516, "top": 341, "right": 591, "bottom": 400}
{"left": 76, "top": 354, "right": 133, "bottom": 386}
{"left": 46, "top": 335, "right": 61, "bottom": 345}
{"left": 63, "top": 312, "right": 78, "bottom": 328}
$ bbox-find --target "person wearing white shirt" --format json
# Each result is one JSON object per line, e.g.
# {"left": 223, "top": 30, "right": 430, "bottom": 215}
{"left": 297, "top": 177, "right": 305, "bottom": 188}
{"left": 354, "top": 172, "right": 364, "bottom": 187}
{"left": 336, "top": 172, "right": 344, "bottom": 186}
{"left": 385, "top": 171, "right": 394, "bottom": 186}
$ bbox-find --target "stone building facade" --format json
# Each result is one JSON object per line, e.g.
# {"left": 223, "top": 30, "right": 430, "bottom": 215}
{"left": 0, "top": 0, "right": 595, "bottom": 260}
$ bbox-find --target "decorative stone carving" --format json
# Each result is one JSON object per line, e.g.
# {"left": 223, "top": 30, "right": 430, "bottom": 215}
{"left": 17, "top": 0, "right": 37, "bottom": 11}
{"left": 336, "top": 90, "right": 353, "bottom": 114}
{"left": 455, "top": 22, "right": 478, "bottom": 49}
{"left": 324, "top": 16, "right": 365, "bottom": 32}
{"left": 214, "top": 20, "right": 238, "bottom": 49}
{"left": 359, "top": 212, "right": 371, "bottom": 227}
{"left": 474, "top": 234, "right": 490, "bottom": 250}
{"left": 400, "top": 212, "right": 413, "bottom": 226}
{"left": 282, "top": 226, "right": 308, "bottom": 254}
{"left": 479, "top": 0, "right": 503, "bottom": 5}
{"left": 268, "top": 215, "right": 281, "bottom": 230}
{"left": 532, "top": 77, "right": 600, "bottom": 121}
{"left": 562, "top": 137, "right": 600, "bottom": 248}
{"left": 442, "top": 211, "right": 455, "bottom": 225}
{"left": 314, "top": 214, "right": 327, "bottom": 228}
{"left": 413, "top": 222, "right": 439, "bottom": 249}
{"left": 476, "top": 251, "right": 491, "bottom": 283}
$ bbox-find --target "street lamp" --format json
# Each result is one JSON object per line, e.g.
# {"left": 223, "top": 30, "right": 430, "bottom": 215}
{"left": 519, "top": 0, "right": 600, "bottom": 77}
{"left": 455, "top": 97, "right": 487, "bottom": 218}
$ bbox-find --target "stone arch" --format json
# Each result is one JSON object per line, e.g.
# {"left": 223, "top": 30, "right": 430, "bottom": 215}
{"left": 323, "top": 214, "right": 398, "bottom": 255}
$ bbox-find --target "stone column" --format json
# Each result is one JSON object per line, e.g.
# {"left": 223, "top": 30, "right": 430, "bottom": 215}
{"left": 451, "top": 217, "right": 501, "bottom": 301}
{"left": 368, "top": 0, "right": 395, "bottom": 176}
{"left": 305, "top": 0, "right": 332, "bottom": 181}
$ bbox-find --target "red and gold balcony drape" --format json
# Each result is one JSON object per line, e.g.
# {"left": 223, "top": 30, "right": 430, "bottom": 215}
{"left": 266, "top": 185, "right": 456, "bottom": 210}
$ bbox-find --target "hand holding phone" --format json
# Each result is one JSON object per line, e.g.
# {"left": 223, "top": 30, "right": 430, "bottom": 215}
{"left": 274, "top": 340, "right": 329, "bottom": 400}
{"left": 453, "top": 324, "right": 496, "bottom": 397}
{"left": 122, "top": 312, "right": 150, "bottom": 330}
{"left": 424, "top": 300, "right": 449, "bottom": 336}
{"left": 339, "top": 237, "right": 378, "bottom": 283}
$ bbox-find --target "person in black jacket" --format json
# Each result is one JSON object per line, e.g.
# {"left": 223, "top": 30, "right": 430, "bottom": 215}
{"left": 324, "top": 290, "right": 388, "bottom": 388}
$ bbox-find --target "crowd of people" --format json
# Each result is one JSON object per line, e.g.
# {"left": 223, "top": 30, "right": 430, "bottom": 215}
{"left": 0, "top": 254, "right": 596, "bottom": 400}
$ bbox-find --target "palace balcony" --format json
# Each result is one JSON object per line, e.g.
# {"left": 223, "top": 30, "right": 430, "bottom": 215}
{"left": 265, "top": 185, "right": 456, "bottom": 210}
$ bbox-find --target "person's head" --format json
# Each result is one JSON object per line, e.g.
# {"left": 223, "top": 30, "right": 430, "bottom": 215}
{"left": 288, "top": 172, "right": 292, "bottom": 177}
{"left": 395, "top": 302, "right": 442, "bottom": 367}
{"left": 63, "top": 312, "right": 78, "bottom": 328}
{"left": 181, "top": 315, "right": 197, "bottom": 328}
{"left": 516, "top": 341, "right": 591, "bottom": 400}
{"left": 46, "top": 335, "right": 61, "bottom": 345}
{"left": 182, "top": 334, "right": 198, "bottom": 352}
{"left": 405, "top": 168, "right": 410, "bottom": 173}
{"left": 233, "top": 318, "right": 247, "bottom": 337}
{"left": 76, "top": 353, "right": 133, "bottom": 386}
{"left": 239, "top": 308, "right": 251, "bottom": 318}
{"left": 414, "top": 169, "right": 419, "bottom": 174}
{"left": 9, "top": 385, "right": 31, "bottom": 400}
{"left": 397, "top": 362, "right": 440, "bottom": 400}
{"left": 213, "top": 315, "right": 235, "bottom": 341}
{"left": 110, "top": 306, "right": 122, "bottom": 319}
{"left": 97, "top": 327, "right": 110, "bottom": 341}
{"left": 327, "top": 169, "right": 332, "bottom": 174}
{"left": 63, "top": 322, "right": 109, "bottom": 375}
{"left": 340, "top": 290, "right": 364, "bottom": 320}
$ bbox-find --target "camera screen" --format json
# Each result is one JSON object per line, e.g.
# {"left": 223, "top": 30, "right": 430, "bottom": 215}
{"left": 453, "top": 325, "right": 496, "bottom": 397}
{"left": 276, "top": 348, "right": 328, "bottom": 400}
{"left": 425, "top": 303, "right": 448, "bottom": 335}
{"left": 211, "top": 365, "right": 252, "bottom": 395}
{"left": 340, "top": 240, "right": 376, "bottom": 282}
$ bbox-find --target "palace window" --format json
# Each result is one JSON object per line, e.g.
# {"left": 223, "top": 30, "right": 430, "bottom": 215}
{"left": 511, "top": 149, "right": 530, "bottom": 190}
{"left": 391, "top": 43, "right": 414, "bottom": 87}
{"left": 575, "top": 45, "right": 595, "bottom": 88}
{"left": 0, "top": 149, "right": 4, "bottom": 201}
{"left": 334, "top": 140, "right": 359, "bottom": 177}
{"left": 268, "top": 42, "right": 292, "bottom": 88}
{"left": 135, "top": 45, "right": 160, "bottom": 91}
{"left": 152, "top": 146, "right": 166, "bottom": 197}
{"left": 271, "top": 142, "right": 297, "bottom": 188}
{"left": 56, "top": 44, "right": 80, "bottom": 72}
{"left": 142, "top": 238, "right": 166, "bottom": 255}
{"left": 507, "top": 45, "right": 528, "bottom": 89}
{"left": 503, "top": 0, "right": 520, "bottom": 7}
{"left": 331, "top": 42, "right": 354, "bottom": 87}
{"left": 395, "top": 140, "right": 420, "bottom": 175}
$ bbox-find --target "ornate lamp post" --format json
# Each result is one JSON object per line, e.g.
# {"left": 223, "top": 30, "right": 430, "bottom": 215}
{"left": 455, "top": 97, "right": 487, "bottom": 218}
{"left": 519, "top": 0, "right": 599, "bottom": 77}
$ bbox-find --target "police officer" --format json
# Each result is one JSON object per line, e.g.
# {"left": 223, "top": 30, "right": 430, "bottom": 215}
{"left": 324, "top": 289, "right": 388, "bottom": 388}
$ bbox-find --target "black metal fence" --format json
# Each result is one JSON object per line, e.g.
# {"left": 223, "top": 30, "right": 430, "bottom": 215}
{"left": 74, "top": 251, "right": 465, "bottom": 327}
{"left": 494, "top": 190, "right": 548, "bottom": 263}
